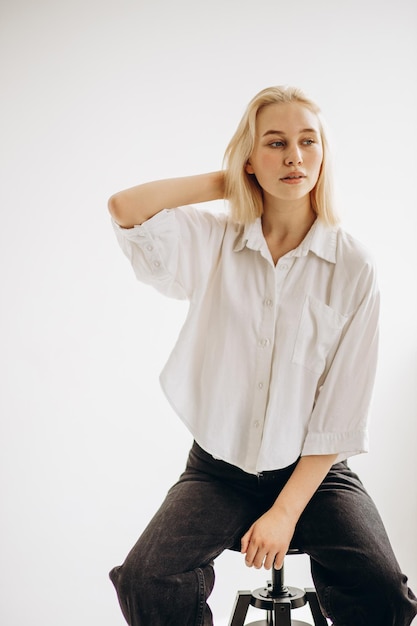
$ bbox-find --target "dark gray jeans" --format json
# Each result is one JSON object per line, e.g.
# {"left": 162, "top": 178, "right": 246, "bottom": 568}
{"left": 110, "top": 441, "right": 417, "bottom": 626}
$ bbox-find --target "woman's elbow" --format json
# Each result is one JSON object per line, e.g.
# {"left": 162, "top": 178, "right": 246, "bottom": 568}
{"left": 107, "top": 193, "right": 133, "bottom": 227}
{"left": 108, "top": 193, "right": 122, "bottom": 220}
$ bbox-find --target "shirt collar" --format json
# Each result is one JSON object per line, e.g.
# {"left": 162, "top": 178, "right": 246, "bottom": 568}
{"left": 233, "top": 217, "right": 338, "bottom": 264}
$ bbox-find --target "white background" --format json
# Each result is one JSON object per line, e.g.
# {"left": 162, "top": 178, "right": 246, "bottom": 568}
{"left": 1, "top": 1, "right": 416, "bottom": 625}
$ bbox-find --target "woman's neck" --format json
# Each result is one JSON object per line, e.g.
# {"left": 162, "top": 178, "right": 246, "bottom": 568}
{"left": 261, "top": 200, "right": 316, "bottom": 265}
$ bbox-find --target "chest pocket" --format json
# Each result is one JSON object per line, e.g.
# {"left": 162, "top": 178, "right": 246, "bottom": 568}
{"left": 292, "top": 295, "right": 348, "bottom": 374}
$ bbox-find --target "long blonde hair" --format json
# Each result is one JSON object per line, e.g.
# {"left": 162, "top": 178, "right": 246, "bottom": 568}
{"left": 223, "top": 86, "right": 338, "bottom": 225}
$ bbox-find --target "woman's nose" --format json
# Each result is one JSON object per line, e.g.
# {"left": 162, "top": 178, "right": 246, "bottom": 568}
{"left": 284, "top": 146, "right": 303, "bottom": 166}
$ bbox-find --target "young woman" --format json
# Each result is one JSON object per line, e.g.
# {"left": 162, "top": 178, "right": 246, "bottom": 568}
{"left": 108, "top": 86, "right": 417, "bottom": 625}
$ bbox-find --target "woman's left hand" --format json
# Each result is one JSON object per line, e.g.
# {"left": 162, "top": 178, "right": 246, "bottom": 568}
{"left": 241, "top": 454, "right": 338, "bottom": 570}
{"left": 241, "top": 506, "right": 296, "bottom": 570}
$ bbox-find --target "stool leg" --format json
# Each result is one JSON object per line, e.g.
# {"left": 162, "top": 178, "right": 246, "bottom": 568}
{"left": 305, "top": 588, "right": 328, "bottom": 626}
{"left": 273, "top": 598, "right": 292, "bottom": 625}
{"left": 229, "top": 590, "right": 252, "bottom": 626}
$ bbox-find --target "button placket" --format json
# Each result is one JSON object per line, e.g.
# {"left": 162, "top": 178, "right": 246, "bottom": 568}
{"left": 274, "top": 258, "right": 294, "bottom": 302}
{"left": 245, "top": 259, "right": 294, "bottom": 470}
{"left": 245, "top": 271, "right": 276, "bottom": 468}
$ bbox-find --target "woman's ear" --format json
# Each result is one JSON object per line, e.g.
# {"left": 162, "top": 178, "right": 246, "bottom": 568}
{"left": 245, "top": 161, "right": 255, "bottom": 174}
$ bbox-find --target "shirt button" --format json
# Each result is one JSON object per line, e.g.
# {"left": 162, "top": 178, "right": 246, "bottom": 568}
{"left": 264, "top": 298, "right": 273, "bottom": 307}
{"left": 279, "top": 264, "right": 288, "bottom": 270}
{"left": 254, "top": 420, "right": 260, "bottom": 428}
{"left": 259, "top": 338, "right": 270, "bottom": 348}
{"left": 258, "top": 382, "right": 264, "bottom": 389}
{"left": 153, "top": 261, "right": 161, "bottom": 268}
{"left": 146, "top": 244, "right": 154, "bottom": 251}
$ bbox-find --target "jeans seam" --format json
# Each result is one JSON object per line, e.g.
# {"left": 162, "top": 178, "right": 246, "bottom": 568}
{"left": 323, "top": 586, "right": 335, "bottom": 623}
{"left": 195, "top": 567, "right": 206, "bottom": 626}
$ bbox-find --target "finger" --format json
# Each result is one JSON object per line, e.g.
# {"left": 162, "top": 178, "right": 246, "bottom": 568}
{"left": 240, "top": 528, "right": 252, "bottom": 554}
{"left": 274, "top": 552, "right": 285, "bottom": 570}
{"left": 244, "top": 541, "right": 259, "bottom": 567}
{"left": 263, "top": 552, "right": 276, "bottom": 570}
{"left": 253, "top": 548, "right": 266, "bottom": 569}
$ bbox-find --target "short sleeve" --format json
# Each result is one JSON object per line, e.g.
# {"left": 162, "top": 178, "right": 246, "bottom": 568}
{"left": 112, "top": 206, "right": 228, "bottom": 300}
{"left": 301, "top": 253, "right": 380, "bottom": 462}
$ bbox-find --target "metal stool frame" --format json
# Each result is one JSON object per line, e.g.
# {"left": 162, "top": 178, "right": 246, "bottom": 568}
{"left": 228, "top": 548, "right": 328, "bottom": 626}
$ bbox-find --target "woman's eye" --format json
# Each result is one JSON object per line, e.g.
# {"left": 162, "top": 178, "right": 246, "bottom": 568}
{"left": 269, "top": 141, "right": 284, "bottom": 148}
{"left": 302, "top": 139, "right": 315, "bottom": 145}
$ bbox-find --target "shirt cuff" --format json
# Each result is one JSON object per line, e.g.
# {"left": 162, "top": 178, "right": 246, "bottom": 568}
{"left": 111, "top": 210, "right": 176, "bottom": 279}
{"left": 301, "top": 429, "right": 369, "bottom": 462}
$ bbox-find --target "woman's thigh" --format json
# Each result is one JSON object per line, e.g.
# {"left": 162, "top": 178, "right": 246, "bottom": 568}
{"left": 120, "top": 445, "right": 261, "bottom": 578}
{"left": 296, "top": 462, "right": 398, "bottom": 571}
{"left": 295, "top": 462, "right": 416, "bottom": 625}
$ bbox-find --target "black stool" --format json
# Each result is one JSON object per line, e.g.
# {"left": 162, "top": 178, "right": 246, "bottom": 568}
{"left": 229, "top": 548, "right": 328, "bottom": 626}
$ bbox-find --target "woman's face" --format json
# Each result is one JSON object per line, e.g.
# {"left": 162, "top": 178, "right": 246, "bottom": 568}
{"left": 246, "top": 102, "right": 323, "bottom": 209}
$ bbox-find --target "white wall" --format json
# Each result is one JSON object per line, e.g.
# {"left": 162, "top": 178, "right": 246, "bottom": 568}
{"left": 1, "top": 1, "right": 416, "bottom": 624}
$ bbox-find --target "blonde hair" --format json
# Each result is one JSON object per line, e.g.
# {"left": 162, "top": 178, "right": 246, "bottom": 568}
{"left": 223, "top": 86, "right": 338, "bottom": 225}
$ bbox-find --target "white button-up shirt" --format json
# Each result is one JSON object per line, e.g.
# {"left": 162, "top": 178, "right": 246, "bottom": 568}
{"left": 113, "top": 206, "right": 379, "bottom": 475}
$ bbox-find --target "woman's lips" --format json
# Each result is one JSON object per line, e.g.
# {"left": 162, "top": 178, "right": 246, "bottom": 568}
{"left": 280, "top": 174, "right": 306, "bottom": 184}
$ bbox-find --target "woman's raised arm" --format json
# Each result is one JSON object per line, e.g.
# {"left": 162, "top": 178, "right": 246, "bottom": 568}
{"left": 108, "top": 171, "right": 225, "bottom": 228}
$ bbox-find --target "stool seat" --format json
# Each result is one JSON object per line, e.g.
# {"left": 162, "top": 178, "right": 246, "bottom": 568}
{"left": 229, "top": 548, "right": 327, "bottom": 626}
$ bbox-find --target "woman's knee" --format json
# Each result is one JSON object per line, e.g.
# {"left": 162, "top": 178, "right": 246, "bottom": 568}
{"left": 317, "top": 560, "right": 417, "bottom": 626}
{"left": 109, "top": 558, "right": 215, "bottom": 626}
{"left": 109, "top": 550, "right": 156, "bottom": 600}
